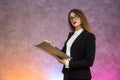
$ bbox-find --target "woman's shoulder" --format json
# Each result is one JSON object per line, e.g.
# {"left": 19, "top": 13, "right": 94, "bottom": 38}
{"left": 69, "top": 31, "right": 74, "bottom": 34}
{"left": 84, "top": 31, "right": 96, "bottom": 39}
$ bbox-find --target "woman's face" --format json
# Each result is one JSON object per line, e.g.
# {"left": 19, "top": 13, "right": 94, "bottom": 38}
{"left": 69, "top": 12, "right": 81, "bottom": 28}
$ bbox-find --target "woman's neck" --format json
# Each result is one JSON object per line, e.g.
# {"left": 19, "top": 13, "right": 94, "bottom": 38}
{"left": 75, "top": 25, "right": 82, "bottom": 31}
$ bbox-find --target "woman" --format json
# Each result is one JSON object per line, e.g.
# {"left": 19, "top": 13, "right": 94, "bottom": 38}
{"left": 55, "top": 9, "right": 96, "bottom": 80}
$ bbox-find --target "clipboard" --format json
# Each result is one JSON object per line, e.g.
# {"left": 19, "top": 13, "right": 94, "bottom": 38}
{"left": 34, "top": 41, "right": 72, "bottom": 59}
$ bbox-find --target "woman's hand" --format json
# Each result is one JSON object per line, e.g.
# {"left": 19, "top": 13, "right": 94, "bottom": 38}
{"left": 57, "top": 58, "right": 67, "bottom": 65}
{"left": 44, "top": 40, "right": 67, "bottom": 64}
{"left": 44, "top": 40, "right": 55, "bottom": 47}
{"left": 53, "top": 55, "right": 67, "bottom": 65}
{"left": 44, "top": 40, "right": 51, "bottom": 44}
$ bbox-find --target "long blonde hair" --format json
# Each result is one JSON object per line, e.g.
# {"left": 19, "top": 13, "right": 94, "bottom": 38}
{"left": 68, "top": 9, "right": 91, "bottom": 32}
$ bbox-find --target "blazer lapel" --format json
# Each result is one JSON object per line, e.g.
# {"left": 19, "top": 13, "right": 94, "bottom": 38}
{"left": 72, "top": 30, "right": 85, "bottom": 45}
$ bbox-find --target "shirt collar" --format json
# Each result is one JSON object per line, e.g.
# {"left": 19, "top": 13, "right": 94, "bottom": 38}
{"left": 74, "top": 28, "right": 83, "bottom": 35}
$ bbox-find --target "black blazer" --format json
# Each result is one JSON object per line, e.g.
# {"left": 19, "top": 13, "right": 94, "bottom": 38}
{"left": 62, "top": 30, "right": 96, "bottom": 79}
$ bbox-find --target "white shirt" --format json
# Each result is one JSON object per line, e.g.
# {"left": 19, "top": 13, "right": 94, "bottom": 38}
{"left": 65, "top": 29, "right": 83, "bottom": 68}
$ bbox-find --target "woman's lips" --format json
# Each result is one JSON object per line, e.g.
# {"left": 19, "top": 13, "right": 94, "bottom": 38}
{"left": 73, "top": 22, "right": 77, "bottom": 24}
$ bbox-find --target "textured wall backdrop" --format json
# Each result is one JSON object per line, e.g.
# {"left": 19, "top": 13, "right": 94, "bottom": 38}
{"left": 0, "top": 0, "right": 120, "bottom": 80}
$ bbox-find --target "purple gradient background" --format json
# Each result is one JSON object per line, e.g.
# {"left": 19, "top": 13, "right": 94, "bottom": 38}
{"left": 0, "top": 0, "right": 120, "bottom": 80}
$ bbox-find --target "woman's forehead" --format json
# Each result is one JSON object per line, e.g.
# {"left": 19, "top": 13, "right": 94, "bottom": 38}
{"left": 70, "top": 12, "right": 76, "bottom": 16}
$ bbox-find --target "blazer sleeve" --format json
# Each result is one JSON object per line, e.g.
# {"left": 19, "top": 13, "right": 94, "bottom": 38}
{"left": 69, "top": 33, "right": 96, "bottom": 69}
